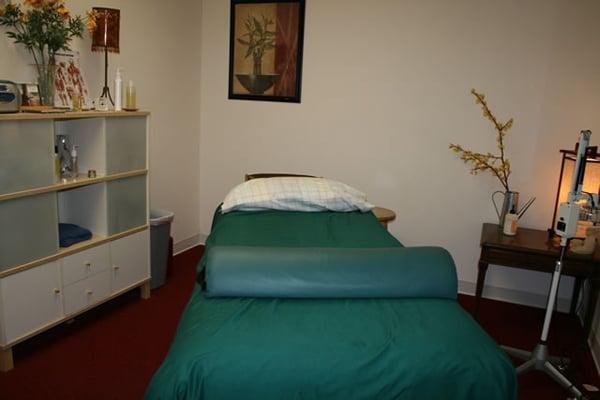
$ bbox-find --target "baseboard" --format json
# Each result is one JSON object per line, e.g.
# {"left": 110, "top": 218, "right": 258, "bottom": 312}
{"left": 458, "top": 280, "right": 572, "bottom": 313}
{"left": 173, "top": 234, "right": 207, "bottom": 255}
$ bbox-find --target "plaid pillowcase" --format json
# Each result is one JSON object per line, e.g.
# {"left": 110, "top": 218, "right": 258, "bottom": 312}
{"left": 221, "top": 177, "right": 374, "bottom": 213}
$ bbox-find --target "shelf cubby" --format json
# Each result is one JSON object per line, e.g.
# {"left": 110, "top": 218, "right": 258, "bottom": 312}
{"left": 107, "top": 175, "right": 147, "bottom": 235}
{"left": 0, "top": 120, "right": 54, "bottom": 195}
{"left": 106, "top": 116, "right": 146, "bottom": 174}
{"left": 55, "top": 118, "right": 107, "bottom": 176}
{"left": 58, "top": 182, "right": 108, "bottom": 241}
{"left": 0, "top": 192, "right": 58, "bottom": 272}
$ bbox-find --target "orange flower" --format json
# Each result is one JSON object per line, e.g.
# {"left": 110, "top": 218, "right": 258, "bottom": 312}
{"left": 19, "top": 13, "right": 28, "bottom": 23}
{"left": 24, "top": 0, "right": 44, "bottom": 8}
{"left": 57, "top": 5, "right": 69, "bottom": 19}
{"left": 0, "top": 7, "right": 5, "bottom": 16}
{"left": 86, "top": 9, "right": 98, "bottom": 33}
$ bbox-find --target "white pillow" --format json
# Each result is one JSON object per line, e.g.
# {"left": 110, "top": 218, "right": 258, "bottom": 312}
{"left": 221, "top": 177, "right": 374, "bottom": 213}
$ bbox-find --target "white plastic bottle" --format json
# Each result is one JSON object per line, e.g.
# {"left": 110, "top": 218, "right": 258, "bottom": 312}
{"left": 114, "top": 68, "right": 123, "bottom": 111}
{"left": 70, "top": 145, "right": 79, "bottom": 178}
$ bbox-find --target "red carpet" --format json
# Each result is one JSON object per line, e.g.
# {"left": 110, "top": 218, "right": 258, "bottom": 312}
{"left": 0, "top": 245, "right": 598, "bottom": 399}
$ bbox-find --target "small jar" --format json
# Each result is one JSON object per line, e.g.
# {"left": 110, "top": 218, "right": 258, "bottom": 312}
{"left": 503, "top": 211, "right": 518, "bottom": 236}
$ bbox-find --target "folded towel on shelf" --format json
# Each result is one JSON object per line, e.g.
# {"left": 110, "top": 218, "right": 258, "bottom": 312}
{"left": 59, "top": 223, "right": 92, "bottom": 247}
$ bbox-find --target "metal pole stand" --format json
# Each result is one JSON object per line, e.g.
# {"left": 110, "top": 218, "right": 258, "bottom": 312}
{"left": 501, "top": 245, "right": 585, "bottom": 399}
{"left": 99, "top": 46, "right": 114, "bottom": 106}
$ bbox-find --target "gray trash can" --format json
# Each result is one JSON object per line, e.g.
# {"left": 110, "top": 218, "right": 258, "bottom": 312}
{"left": 150, "top": 209, "right": 174, "bottom": 289}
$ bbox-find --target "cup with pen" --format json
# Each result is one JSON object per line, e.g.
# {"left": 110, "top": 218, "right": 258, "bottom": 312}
{"left": 492, "top": 191, "right": 536, "bottom": 236}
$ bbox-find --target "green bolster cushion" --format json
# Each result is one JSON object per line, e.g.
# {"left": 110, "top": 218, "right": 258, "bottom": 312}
{"left": 205, "top": 246, "right": 457, "bottom": 299}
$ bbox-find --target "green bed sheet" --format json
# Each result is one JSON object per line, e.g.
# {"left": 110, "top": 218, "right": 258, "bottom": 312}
{"left": 146, "top": 209, "right": 517, "bottom": 400}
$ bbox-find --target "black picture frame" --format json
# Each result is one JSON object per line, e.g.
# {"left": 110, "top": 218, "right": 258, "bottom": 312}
{"left": 228, "top": 0, "right": 305, "bottom": 103}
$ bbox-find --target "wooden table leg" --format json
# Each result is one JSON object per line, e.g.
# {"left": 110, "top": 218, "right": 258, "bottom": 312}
{"left": 570, "top": 277, "right": 582, "bottom": 315}
{"left": 0, "top": 347, "right": 14, "bottom": 372}
{"left": 583, "top": 278, "right": 600, "bottom": 339}
{"left": 474, "top": 258, "right": 489, "bottom": 319}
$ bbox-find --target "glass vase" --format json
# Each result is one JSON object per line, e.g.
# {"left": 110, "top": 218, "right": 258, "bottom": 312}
{"left": 34, "top": 64, "right": 56, "bottom": 107}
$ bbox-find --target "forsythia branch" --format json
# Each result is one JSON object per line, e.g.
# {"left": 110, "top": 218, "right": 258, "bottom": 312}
{"left": 450, "top": 89, "right": 513, "bottom": 192}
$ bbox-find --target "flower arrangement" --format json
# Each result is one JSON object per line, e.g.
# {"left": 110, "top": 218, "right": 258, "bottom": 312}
{"left": 449, "top": 89, "right": 514, "bottom": 192}
{"left": 0, "top": 0, "right": 97, "bottom": 105}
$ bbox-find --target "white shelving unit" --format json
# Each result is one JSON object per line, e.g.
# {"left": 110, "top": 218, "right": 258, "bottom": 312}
{"left": 0, "top": 111, "right": 151, "bottom": 371}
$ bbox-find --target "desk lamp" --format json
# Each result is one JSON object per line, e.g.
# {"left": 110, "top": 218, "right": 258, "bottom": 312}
{"left": 503, "top": 131, "right": 600, "bottom": 399}
{"left": 550, "top": 144, "right": 600, "bottom": 237}
{"left": 91, "top": 7, "right": 120, "bottom": 105}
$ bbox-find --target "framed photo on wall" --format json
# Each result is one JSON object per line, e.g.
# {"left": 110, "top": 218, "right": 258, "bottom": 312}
{"left": 228, "top": 0, "right": 305, "bottom": 103}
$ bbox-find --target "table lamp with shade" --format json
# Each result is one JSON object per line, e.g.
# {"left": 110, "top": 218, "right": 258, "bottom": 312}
{"left": 91, "top": 7, "right": 120, "bottom": 106}
{"left": 550, "top": 143, "right": 600, "bottom": 239}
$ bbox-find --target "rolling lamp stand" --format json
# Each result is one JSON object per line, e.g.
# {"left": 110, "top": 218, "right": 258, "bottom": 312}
{"left": 502, "top": 130, "right": 594, "bottom": 400}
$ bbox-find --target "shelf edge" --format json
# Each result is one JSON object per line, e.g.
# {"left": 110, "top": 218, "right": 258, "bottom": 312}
{"left": 0, "top": 225, "right": 149, "bottom": 279}
{"left": 0, "top": 169, "right": 148, "bottom": 202}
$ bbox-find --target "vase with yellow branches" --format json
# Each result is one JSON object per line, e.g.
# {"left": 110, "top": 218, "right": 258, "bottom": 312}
{"left": 450, "top": 89, "right": 533, "bottom": 224}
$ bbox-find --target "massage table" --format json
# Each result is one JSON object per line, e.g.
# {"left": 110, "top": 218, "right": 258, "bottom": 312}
{"left": 145, "top": 204, "right": 517, "bottom": 399}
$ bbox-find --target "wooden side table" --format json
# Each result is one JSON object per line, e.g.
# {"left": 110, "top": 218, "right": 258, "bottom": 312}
{"left": 373, "top": 207, "right": 396, "bottom": 229}
{"left": 475, "top": 223, "right": 600, "bottom": 337}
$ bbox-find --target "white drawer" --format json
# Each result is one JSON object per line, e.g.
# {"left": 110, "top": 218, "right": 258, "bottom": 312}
{"left": 61, "top": 243, "right": 110, "bottom": 286}
{"left": 110, "top": 230, "right": 149, "bottom": 293}
{"left": 63, "top": 269, "right": 111, "bottom": 316}
{"left": 0, "top": 261, "right": 63, "bottom": 344}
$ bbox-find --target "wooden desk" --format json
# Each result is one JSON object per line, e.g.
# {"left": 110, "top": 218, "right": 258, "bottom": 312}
{"left": 475, "top": 223, "right": 600, "bottom": 337}
{"left": 373, "top": 207, "right": 396, "bottom": 229}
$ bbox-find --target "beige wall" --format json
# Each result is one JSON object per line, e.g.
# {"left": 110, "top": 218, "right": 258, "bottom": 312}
{"left": 0, "top": 0, "right": 202, "bottom": 248}
{"left": 199, "top": 0, "right": 600, "bottom": 307}
{"left": 4, "top": 0, "right": 600, "bottom": 361}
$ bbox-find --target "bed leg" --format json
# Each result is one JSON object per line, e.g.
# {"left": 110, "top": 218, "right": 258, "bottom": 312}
{"left": 0, "top": 347, "right": 14, "bottom": 372}
{"left": 140, "top": 281, "right": 151, "bottom": 300}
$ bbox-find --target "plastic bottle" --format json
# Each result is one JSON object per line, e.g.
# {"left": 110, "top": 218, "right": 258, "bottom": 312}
{"left": 125, "top": 80, "right": 136, "bottom": 111}
{"left": 114, "top": 68, "right": 123, "bottom": 111}
{"left": 503, "top": 209, "right": 518, "bottom": 236}
{"left": 70, "top": 145, "right": 79, "bottom": 178}
{"left": 53, "top": 145, "right": 61, "bottom": 182}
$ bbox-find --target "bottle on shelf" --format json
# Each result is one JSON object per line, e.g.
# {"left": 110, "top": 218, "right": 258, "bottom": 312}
{"left": 70, "top": 145, "right": 79, "bottom": 178}
{"left": 53, "top": 145, "right": 61, "bottom": 182}
{"left": 125, "top": 80, "right": 136, "bottom": 111}
{"left": 57, "top": 134, "right": 72, "bottom": 179}
{"left": 114, "top": 68, "right": 123, "bottom": 111}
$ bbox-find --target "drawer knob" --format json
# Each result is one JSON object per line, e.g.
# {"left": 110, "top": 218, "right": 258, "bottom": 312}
{"left": 113, "top": 265, "right": 120, "bottom": 271}
{"left": 86, "top": 289, "right": 93, "bottom": 295}
{"left": 54, "top": 288, "right": 61, "bottom": 294}
{"left": 85, "top": 261, "right": 92, "bottom": 268}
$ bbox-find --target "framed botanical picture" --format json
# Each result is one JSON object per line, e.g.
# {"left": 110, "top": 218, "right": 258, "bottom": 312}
{"left": 228, "top": 0, "right": 305, "bottom": 103}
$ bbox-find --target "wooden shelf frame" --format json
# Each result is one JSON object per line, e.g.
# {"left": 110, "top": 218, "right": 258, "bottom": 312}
{"left": 0, "top": 169, "right": 147, "bottom": 202}
{"left": 0, "top": 225, "right": 148, "bottom": 279}
{"left": 0, "top": 278, "right": 151, "bottom": 372}
{"left": 0, "top": 110, "right": 149, "bottom": 122}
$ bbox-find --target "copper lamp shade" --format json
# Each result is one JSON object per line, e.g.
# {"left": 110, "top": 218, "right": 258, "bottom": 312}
{"left": 91, "top": 8, "right": 120, "bottom": 53}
